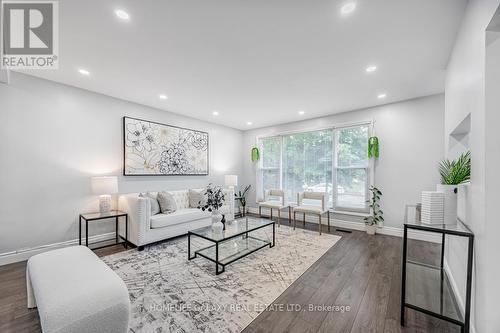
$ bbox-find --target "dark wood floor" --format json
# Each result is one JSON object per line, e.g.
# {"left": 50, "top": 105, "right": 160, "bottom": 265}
{"left": 0, "top": 220, "right": 460, "bottom": 333}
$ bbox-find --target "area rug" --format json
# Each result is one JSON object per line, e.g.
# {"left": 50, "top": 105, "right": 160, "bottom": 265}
{"left": 102, "top": 222, "right": 341, "bottom": 333}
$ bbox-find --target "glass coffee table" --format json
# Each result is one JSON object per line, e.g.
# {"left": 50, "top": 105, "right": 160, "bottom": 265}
{"left": 188, "top": 217, "right": 275, "bottom": 275}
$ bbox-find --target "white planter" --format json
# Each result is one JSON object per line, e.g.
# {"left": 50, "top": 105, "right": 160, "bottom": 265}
{"left": 436, "top": 184, "right": 457, "bottom": 225}
{"left": 366, "top": 225, "right": 377, "bottom": 235}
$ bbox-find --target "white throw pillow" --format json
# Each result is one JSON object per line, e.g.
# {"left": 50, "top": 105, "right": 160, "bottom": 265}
{"left": 157, "top": 191, "right": 177, "bottom": 214}
{"left": 189, "top": 189, "right": 206, "bottom": 208}
{"left": 139, "top": 192, "right": 161, "bottom": 215}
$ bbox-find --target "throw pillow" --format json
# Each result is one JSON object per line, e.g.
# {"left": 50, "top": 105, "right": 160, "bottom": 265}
{"left": 139, "top": 193, "right": 161, "bottom": 215}
{"left": 189, "top": 189, "right": 206, "bottom": 208}
{"left": 146, "top": 192, "right": 160, "bottom": 215}
{"left": 157, "top": 191, "right": 177, "bottom": 214}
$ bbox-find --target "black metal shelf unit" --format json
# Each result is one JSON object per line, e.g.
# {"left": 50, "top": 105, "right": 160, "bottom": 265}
{"left": 401, "top": 219, "right": 474, "bottom": 333}
{"left": 79, "top": 210, "right": 128, "bottom": 250}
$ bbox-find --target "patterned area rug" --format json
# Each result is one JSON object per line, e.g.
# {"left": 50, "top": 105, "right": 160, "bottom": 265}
{"left": 102, "top": 222, "right": 341, "bottom": 333}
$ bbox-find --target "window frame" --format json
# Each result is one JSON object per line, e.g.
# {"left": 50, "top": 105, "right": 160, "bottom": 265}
{"left": 332, "top": 124, "right": 371, "bottom": 213}
{"left": 256, "top": 121, "right": 373, "bottom": 212}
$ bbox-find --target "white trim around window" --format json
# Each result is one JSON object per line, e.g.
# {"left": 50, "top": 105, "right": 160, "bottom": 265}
{"left": 255, "top": 120, "right": 375, "bottom": 213}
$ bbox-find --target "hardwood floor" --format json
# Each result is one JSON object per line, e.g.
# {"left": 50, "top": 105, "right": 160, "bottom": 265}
{"left": 0, "top": 220, "right": 460, "bottom": 333}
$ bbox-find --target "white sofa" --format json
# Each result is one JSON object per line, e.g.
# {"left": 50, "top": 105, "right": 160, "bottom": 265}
{"left": 119, "top": 189, "right": 234, "bottom": 249}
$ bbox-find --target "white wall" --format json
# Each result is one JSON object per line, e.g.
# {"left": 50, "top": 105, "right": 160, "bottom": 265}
{"left": 444, "top": 1, "right": 500, "bottom": 332}
{"left": 0, "top": 72, "right": 242, "bottom": 258}
{"left": 241, "top": 94, "right": 445, "bottom": 228}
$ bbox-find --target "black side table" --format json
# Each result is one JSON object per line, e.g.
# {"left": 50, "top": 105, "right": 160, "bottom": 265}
{"left": 79, "top": 210, "right": 128, "bottom": 250}
{"left": 401, "top": 219, "right": 474, "bottom": 333}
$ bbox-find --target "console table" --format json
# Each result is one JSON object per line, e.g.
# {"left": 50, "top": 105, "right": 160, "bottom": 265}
{"left": 401, "top": 219, "right": 474, "bottom": 332}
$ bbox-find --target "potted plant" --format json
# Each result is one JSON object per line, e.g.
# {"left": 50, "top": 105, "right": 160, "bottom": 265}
{"left": 438, "top": 151, "right": 470, "bottom": 225}
{"left": 364, "top": 186, "right": 384, "bottom": 235}
{"left": 198, "top": 183, "right": 226, "bottom": 233}
{"left": 235, "top": 185, "right": 251, "bottom": 217}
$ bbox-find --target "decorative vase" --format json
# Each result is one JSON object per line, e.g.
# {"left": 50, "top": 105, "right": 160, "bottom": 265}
{"left": 211, "top": 209, "right": 224, "bottom": 234}
{"left": 221, "top": 214, "right": 226, "bottom": 230}
{"left": 437, "top": 184, "right": 457, "bottom": 225}
{"left": 366, "top": 225, "right": 377, "bottom": 235}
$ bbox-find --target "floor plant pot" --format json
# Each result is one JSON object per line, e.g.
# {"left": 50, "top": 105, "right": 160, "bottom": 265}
{"left": 437, "top": 184, "right": 457, "bottom": 225}
{"left": 366, "top": 225, "right": 377, "bottom": 235}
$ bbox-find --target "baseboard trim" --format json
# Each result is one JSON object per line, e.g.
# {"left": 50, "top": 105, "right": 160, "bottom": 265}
{"left": 247, "top": 207, "right": 441, "bottom": 243}
{"left": 0, "top": 232, "right": 116, "bottom": 266}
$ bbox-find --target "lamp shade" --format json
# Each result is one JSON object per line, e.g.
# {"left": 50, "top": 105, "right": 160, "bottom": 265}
{"left": 91, "top": 176, "right": 118, "bottom": 195}
{"left": 224, "top": 175, "right": 238, "bottom": 187}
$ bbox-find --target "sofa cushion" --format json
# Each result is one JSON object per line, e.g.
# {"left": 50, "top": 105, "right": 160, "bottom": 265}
{"left": 189, "top": 189, "right": 206, "bottom": 208}
{"left": 150, "top": 208, "right": 211, "bottom": 229}
{"left": 157, "top": 191, "right": 177, "bottom": 214}
{"left": 139, "top": 192, "right": 160, "bottom": 215}
{"left": 259, "top": 201, "right": 285, "bottom": 209}
{"left": 294, "top": 204, "right": 325, "bottom": 214}
{"left": 168, "top": 190, "right": 190, "bottom": 210}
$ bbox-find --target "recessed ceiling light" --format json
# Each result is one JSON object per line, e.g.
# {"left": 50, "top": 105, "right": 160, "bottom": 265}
{"left": 298, "top": 110, "right": 305, "bottom": 115}
{"left": 246, "top": 122, "right": 253, "bottom": 126}
{"left": 115, "top": 9, "right": 130, "bottom": 21}
{"left": 377, "top": 93, "right": 387, "bottom": 99}
{"left": 78, "top": 69, "right": 90, "bottom": 76}
{"left": 212, "top": 111, "right": 219, "bottom": 116}
{"left": 341, "top": 2, "right": 356, "bottom": 16}
{"left": 159, "top": 94, "right": 168, "bottom": 100}
{"left": 366, "top": 65, "right": 377, "bottom": 73}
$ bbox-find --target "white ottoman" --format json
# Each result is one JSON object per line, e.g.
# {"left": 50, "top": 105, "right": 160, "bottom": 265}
{"left": 26, "top": 246, "right": 130, "bottom": 333}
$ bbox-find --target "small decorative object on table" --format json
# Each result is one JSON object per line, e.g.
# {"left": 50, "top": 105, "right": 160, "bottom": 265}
{"left": 420, "top": 191, "right": 444, "bottom": 225}
{"left": 235, "top": 184, "right": 251, "bottom": 217}
{"left": 198, "top": 183, "right": 226, "bottom": 234}
{"left": 221, "top": 214, "right": 226, "bottom": 230}
{"left": 364, "top": 186, "right": 384, "bottom": 235}
{"left": 91, "top": 176, "right": 118, "bottom": 213}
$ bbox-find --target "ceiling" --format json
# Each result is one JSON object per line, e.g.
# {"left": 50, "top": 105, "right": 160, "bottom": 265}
{"left": 19, "top": 0, "right": 467, "bottom": 130}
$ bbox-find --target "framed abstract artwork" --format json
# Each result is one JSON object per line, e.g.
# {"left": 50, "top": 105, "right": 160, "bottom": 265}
{"left": 123, "top": 116, "right": 209, "bottom": 176}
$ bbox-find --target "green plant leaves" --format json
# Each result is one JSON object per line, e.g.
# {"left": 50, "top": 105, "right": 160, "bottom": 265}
{"left": 365, "top": 185, "right": 383, "bottom": 227}
{"left": 251, "top": 147, "right": 260, "bottom": 162}
{"left": 368, "top": 136, "right": 379, "bottom": 158}
{"left": 438, "top": 151, "right": 471, "bottom": 185}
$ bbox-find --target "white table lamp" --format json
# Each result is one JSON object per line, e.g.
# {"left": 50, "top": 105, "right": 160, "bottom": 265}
{"left": 91, "top": 176, "right": 118, "bottom": 213}
{"left": 225, "top": 175, "right": 238, "bottom": 189}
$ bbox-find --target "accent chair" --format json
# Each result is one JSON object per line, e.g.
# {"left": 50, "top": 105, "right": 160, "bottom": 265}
{"left": 258, "top": 189, "right": 287, "bottom": 226}
{"left": 293, "top": 191, "right": 330, "bottom": 235}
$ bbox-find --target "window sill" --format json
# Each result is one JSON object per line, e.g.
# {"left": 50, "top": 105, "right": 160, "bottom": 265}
{"left": 330, "top": 210, "right": 370, "bottom": 217}
{"left": 254, "top": 202, "right": 370, "bottom": 217}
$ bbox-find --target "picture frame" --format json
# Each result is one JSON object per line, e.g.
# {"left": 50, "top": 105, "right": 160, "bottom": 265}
{"left": 123, "top": 116, "right": 209, "bottom": 176}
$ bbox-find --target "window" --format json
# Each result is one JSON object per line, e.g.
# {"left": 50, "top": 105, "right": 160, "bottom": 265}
{"left": 257, "top": 124, "right": 370, "bottom": 212}
{"left": 282, "top": 130, "right": 333, "bottom": 205}
{"left": 334, "top": 125, "right": 369, "bottom": 211}
{"left": 260, "top": 136, "right": 281, "bottom": 191}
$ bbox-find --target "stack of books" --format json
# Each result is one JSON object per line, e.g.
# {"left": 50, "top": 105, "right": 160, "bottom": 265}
{"left": 421, "top": 191, "right": 444, "bottom": 225}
